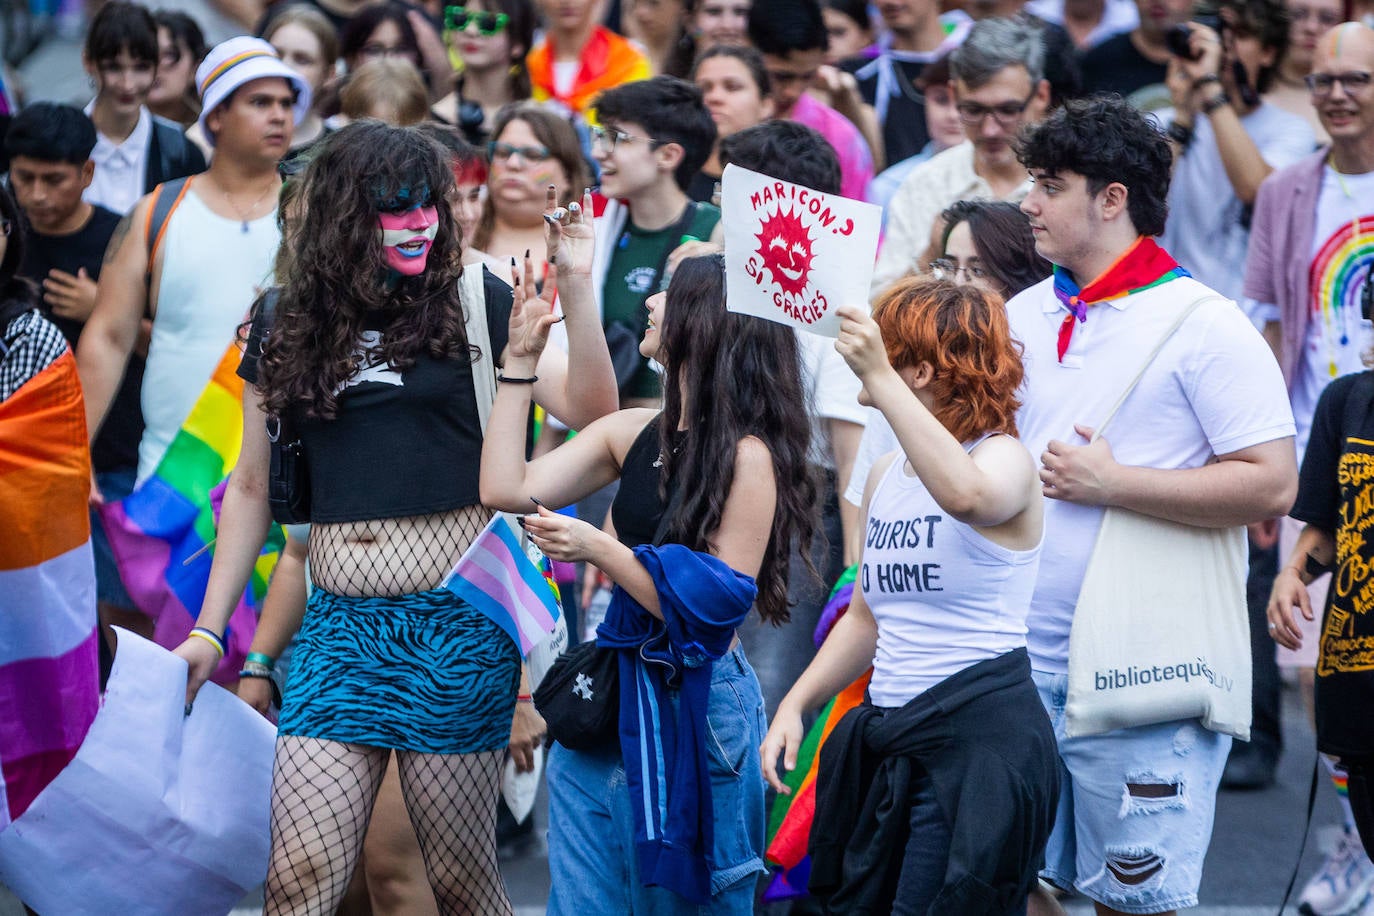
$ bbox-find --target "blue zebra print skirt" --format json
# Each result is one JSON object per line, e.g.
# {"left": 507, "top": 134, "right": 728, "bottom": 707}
{"left": 277, "top": 587, "right": 521, "bottom": 754}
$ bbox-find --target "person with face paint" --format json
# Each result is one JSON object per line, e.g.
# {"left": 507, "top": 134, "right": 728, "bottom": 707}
{"left": 174, "top": 119, "right": 618, "bottom": 915}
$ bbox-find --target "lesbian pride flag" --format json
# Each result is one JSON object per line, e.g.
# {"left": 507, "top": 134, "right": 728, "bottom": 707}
{"left": 99, "top": 343, "right": 281, "bottom": 684}
{"left": 0, "top": 348, "right": 99, "bottom": 831}
{"left": 443, "top": 516, "right": 560, "bottom": 657}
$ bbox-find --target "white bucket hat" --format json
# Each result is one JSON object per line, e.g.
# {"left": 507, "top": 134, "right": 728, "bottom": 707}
{"left": 196, "top": 36, "right": 312, "bottom": 148}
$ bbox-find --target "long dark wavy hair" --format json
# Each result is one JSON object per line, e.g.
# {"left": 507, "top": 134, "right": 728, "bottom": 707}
{"left": 655, "top": 254, "right": 817, "bottom": 625}
{"left": 257, "top": 120, "right": 469, "bottom": 420}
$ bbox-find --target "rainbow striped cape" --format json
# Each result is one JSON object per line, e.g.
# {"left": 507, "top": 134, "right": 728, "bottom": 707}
{"left": 0, "top": 348, "right": 99, "bottom": 831}
{"left": 99, "top": 343, "right": 282, "bottom": 683}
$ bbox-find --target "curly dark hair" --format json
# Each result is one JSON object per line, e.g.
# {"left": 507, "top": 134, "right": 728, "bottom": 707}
{"left": 1017, "top": 96, "right": 1173, "bottom": 237}
{"left": 256, "top": 121, "right": 470, "bottom": 421}
{"left": 655, "top": 254, "right": 818, "bottom": 625}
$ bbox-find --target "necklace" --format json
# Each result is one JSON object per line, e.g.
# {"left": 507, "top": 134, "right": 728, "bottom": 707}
{"left": 219, "top": 180, "right": 277, "bottom": 233}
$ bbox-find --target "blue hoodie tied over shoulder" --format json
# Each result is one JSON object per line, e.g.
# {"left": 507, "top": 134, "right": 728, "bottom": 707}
{"left": 595, "top": 543, "right": 757, "bottom": 904}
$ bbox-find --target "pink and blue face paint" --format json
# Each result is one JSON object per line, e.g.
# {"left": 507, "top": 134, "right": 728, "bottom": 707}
{"left": 377, "top": 204, "right": 440, "bottom": 276}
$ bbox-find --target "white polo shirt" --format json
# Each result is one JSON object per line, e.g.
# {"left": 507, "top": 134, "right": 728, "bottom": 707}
{"left": 1007, "top": 274, "right": 1295, "bottom": 673}
{"left": 82, "top": 102, "right": 151, "bottom": 216}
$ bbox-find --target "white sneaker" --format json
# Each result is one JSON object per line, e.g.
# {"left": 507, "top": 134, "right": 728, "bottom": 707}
{"left": 1300, "top": 827, "right": 1374, "bottom": 915}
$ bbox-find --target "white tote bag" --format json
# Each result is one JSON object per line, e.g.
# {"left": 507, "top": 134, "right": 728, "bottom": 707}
{"left": 1063, "top": 295, "right": 1252, "bottom": 740}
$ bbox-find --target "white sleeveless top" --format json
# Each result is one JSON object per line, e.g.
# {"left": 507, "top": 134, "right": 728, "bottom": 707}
{"left": 138, "top": 185, "right": 280, "bottom": 483}
{"left": 861, "top": 439, "right": 1041, "bottom": 707}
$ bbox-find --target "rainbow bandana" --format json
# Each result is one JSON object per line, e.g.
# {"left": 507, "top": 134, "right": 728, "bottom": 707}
{"left": 1053, "top": 236, "right": 1190, "bottom": 362}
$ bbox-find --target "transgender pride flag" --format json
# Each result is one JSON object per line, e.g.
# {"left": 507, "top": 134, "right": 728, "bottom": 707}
{"left": 443, "top": 516, "right": 560, "bottom": 657}
{"left": 0, "top": 349, "right": 99, "bottom": 832}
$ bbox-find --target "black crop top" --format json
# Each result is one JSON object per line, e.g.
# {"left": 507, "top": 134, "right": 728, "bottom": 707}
{"left": 612, "top": 420, "right": 685, "bottom": 548}
{"left": 238, "top": 267, "right": 512, "bottom": 523}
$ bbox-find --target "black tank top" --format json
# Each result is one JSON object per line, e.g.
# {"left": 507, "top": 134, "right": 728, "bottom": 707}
{"left": 612, "top": 420, "right": 684, "bottom": 548}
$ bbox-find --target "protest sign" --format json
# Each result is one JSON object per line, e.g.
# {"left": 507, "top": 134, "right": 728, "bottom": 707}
{"left": 722, "top": 163, "right": 881, "bottom": 337}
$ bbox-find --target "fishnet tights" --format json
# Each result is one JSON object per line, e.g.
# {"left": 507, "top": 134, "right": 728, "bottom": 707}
{"left": 397, "top": 749, "right": 513, "bottom": 916}
{"left": 266, "top": 736, "right": 388, "bottom": 916}
{"left": 265, "top": 737, "right": 513, "bottom": 916}
{"left": 310, "top": 506, "right": 492, "bottom": 596}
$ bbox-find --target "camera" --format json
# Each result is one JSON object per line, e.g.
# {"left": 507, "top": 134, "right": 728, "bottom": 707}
{"left": 1165, "top": 12, "right": 1223, "bottom": 59}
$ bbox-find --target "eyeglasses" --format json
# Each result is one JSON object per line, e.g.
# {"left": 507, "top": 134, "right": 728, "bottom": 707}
{"left": 359, "top": 42, "right": 414, "bottom": 60}
{"left": 589, "top": 124, "right": 662, "bottom": 153}
{"left": 1305, "top": 70, "right": 1374, "bottom": 96}
{"left": 1289, "top": 6, "right": 1342, "bottom": 27}
{"left": 444, "top": 6, "right": 510, "bottom": 36}
{"left": 929, "top": 258, "right": 987, "bottom": 282}
{"left": 487, "top": 141, "right": 552, "bottom": 163}
{"left": 955, "top": 88, "right": 1037, "bottom": 127}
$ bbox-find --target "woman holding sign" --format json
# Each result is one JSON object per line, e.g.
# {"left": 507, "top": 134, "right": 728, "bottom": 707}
{"left": 172, "top": 122, "right": 617, "bottom": 915}
{"left": 760, "top": 278, "right": 1059, "bottom": 913}
{"left": 480, "top": 251, "right": 817, "bottom": 913}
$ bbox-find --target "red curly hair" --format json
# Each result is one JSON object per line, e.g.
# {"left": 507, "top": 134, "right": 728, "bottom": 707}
{"left": 873, "top": 276, "right": 1024, "bottom": 443}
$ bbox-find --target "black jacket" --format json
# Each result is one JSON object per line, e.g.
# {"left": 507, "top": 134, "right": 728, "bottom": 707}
{"left": 810, "top": 648, "right": 1059, "bottom": 915}
{"left": 144, "top": 116, "right": 205, "bottom": 194}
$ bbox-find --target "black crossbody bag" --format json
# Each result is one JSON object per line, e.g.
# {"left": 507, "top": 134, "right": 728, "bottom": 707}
{"left": 534, "top": 460, "right": 683, "bottom": 749}
{"left": 254, "top": 288, "right": 311, "bottom": 525}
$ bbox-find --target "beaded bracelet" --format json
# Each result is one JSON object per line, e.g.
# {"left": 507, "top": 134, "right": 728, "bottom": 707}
{"left": 188, "top": 627, "right": 226, "bottom": 659}
{"left": 240, "top": 660, "right": 274, "bottom": 678}
{"left": 245, "top": 652, "right": 275, "bottom": 671}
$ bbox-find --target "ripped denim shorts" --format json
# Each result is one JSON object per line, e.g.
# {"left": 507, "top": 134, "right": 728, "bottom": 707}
{"left": 1033, "top": 669, "right": 1232, "bottom": 915}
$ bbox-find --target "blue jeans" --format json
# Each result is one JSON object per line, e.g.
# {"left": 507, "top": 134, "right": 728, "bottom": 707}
{"left": 547, "top": 646, "right": 767, "bottom": 915}
{"left": 1034, "top": 670, "right": 1230, "bottom": 914}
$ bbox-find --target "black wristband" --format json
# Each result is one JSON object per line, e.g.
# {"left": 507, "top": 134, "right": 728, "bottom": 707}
{"left": 497, "top": 374, "right": 539, "bottom": 384}
{"left": 1201, "top": 93, "right": 1230, "bottom": 115}
{"left": 1167, "top": 121, "right": 1194, "bottom": 147}
{"left": 1305, "top": 553, "right": 1332, "bottom": 579}
{"left": 1192, "top": 73, "right": 1221, "bottom": 90}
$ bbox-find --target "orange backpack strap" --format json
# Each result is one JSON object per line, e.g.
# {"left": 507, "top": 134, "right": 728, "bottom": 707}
{"left": 143, "top": 175, "right": 193, "bottom": 282}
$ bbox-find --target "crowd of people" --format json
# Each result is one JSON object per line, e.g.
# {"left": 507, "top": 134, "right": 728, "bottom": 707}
{"left": 3, "top": 0, "right": 1374, "bottom": 914}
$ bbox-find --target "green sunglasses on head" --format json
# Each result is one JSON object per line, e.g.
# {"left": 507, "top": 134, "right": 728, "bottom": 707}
{"left": 444, "top": 5, "right": 510, "bottom": 36}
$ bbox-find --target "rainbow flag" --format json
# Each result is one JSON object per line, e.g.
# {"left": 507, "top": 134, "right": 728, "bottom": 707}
{"left": 0, "top": 348, "right": 100, "bottom": 831}
{"left": 444, "top": 516, "right": 561, "bottom": 656}
{"left": 99, "top": 343, "right": 282, "bottom": 684}
{"left": 762, "top": 567, "right": 869, "bottom": 901}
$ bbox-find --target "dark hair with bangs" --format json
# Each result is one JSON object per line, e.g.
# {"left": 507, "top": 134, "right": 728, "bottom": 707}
{"left": 655, "top": 254, "right": 817, "bottom": 625}
{"left": 84, "top": 1, "right": 159, "bottom": 66}
{"left": 340, "top": 2, "right": 421, "bottom": 69}
{"left": 155, "top": 10, "right": 208, "bottom": 66}
{"left": 257, "top": 121, "right": 470, "bottom": 420}
{"left": 1213, "top": 0, "right": 1291, "bottom": 93}
{"left": 939, "top": 199, "right": 1050, "bottom": 298}
{"left": 5, "top": 103, "right": 97, "bottom": 164}
{"left": 594, "top": 76, "right": 717, "bottom": 191}
{"left": 748, "top": 0, "right": 828, "bottom": 54}
{"left": 1017, "top": 95, "right": 1173, "bottom": 237}
{"left": 873, "top": 276, "right": 1024, "bottom": 442}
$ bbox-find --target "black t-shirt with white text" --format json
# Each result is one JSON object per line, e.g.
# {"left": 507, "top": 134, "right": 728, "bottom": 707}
{"left": 1292, "top": 370, "right": 1374, "bottom": 758}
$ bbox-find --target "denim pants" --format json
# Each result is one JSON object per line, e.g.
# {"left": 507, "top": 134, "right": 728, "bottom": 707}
{"left": 546, "top": 646, "right": 768, "bottom": 915}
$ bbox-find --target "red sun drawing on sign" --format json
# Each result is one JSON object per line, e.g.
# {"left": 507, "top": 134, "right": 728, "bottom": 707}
{"left": 755, "top": 207, "right": 814, "bottom": 298}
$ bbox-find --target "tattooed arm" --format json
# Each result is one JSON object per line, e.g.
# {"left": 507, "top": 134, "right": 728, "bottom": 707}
{"left": 76, "top": 198, "right": 150, "bottom": 444}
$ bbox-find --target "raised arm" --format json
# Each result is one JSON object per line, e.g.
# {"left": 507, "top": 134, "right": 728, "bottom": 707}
{"left": 759, "top": 451, "right": 889, "bottom": 793}
{"left": 530, "top": 188, "right": 618, "bottom": 428}
{"left": 76, "top": 200, "right": 150, "bottom": 444}
{"left": 835, "top": 305, "right": 1038, "bottom": 529}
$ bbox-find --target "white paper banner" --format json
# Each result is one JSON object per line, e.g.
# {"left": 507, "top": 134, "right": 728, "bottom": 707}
{"left": 0, "top": 629, "right": 275, "bottom": 916}
{"left": 722, "top": 163, "right": 881, "bottom": 337}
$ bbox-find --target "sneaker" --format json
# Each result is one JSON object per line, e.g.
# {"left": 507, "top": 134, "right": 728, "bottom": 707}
{"left": 1300, "top": 827, "right": 1374, "bottom": 915}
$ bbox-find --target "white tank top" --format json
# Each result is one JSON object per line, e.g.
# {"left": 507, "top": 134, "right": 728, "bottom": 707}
{"left": 861, "top": 438, "right": 1041, "bottom": 707}
{"left": 138, "top": 185, "right": 280, "bottom": 483}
